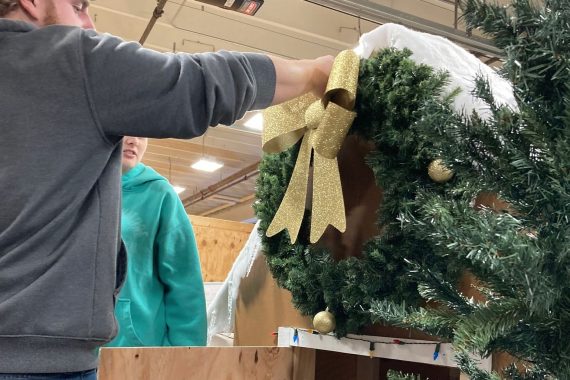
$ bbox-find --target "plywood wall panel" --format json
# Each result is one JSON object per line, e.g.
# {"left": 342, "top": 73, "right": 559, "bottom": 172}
{"left": 99, "top": 347, "right": 298, "bottom": 380}
{"left": 190, "top": 215, "right": 254, "bottom": 282}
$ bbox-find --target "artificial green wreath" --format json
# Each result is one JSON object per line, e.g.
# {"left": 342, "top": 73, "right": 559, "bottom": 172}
{"left": 254, "top": 48, "right": 463, "bottom": 336}
{"left": 254, "top": 1, "right": 570, "bottom": 377}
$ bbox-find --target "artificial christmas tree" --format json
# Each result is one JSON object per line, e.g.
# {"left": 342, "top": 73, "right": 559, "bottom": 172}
{"left": 373, "top": 1, "right": 570, "bottom": 378}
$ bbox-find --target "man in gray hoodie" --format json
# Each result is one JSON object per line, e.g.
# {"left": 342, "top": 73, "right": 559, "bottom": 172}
{"left": 0, "top": 0, "right": 333, "bottom": 378}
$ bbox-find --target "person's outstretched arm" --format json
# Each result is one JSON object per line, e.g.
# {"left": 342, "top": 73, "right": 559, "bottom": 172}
{"left": 78, "top": 29, "right": 333, "bottom": 142}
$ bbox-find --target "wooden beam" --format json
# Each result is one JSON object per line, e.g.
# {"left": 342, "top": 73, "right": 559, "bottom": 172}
{"left": 182, "top": 162, "right": 260, "bottom": 208}
{"left": 140, "top": 161, "right": 232, "bottom": 191}
{"left": 200, "top": 193, "right": 256, "bottom": 217}
{"left": 142, "top": 154, "right": 255, "bottom": 181}
{"left": 143, "top": 151, "right": 248, "bottom": 171}
{"left": 199, "top": 200, "right": 255, "bottom": 221}
{"left": 150, "top": 138, "right": 261, "bottom": 164}
{"left": 200, "top": 203, "right": 238, "bottom": 217}
{"left": 146, "top": 143, "right": 258, "bottom": 166}
{"left": 211, "top": 194, "right": 242, "bottom": 203}
{"left": 141, "top": 158, "right": 233, "bottom": 177}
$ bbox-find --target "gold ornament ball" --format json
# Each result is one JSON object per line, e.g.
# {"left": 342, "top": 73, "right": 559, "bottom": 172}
{"left": 428, "top": 159, "right": 454, "bottom": 183}
{"left": 313, "top": 310, "right": 336, "bottom": 334}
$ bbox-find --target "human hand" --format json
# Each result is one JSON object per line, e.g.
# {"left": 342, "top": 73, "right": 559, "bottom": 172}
{"left": 308, "top": 55, "right": 334, "bottom": 98}
{"left": 269, "top": 54, "right": 334, "bottom": 106}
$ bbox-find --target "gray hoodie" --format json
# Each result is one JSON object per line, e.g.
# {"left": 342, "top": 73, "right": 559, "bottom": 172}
{"left": 0, "top": 19, "right": 275, "bottom": 373}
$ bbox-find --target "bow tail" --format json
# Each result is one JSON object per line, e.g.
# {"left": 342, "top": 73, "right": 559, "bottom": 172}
{"left": 310, "top": 153, "right": 347, "bottom": 243}
{"left": 266, "top": 135, "right": 313, "bottom": 243}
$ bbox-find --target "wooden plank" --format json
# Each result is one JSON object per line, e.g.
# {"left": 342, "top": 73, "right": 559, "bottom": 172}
{"left": 293, "top": 348, "right": 316, "bottom": 380}
{"left": 277, "top": 327, "right": 492, "bottom": 371}
{"left": 190, "top": 215, "right": 254, "bottom": 282}
{"left": 234, "top": 255, "right": 313, "bottom": 346}
{"left": 356, "top": 356, "right": 380, "bottom": 380}
{"left": 315, "top": 350, "right": 359, "bottom": 380}
{"left": 98, "top": 347, "right": 296, "bottom": 380}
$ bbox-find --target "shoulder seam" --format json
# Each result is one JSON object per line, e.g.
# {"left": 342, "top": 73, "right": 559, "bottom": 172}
{"left": 75, "top": 31, "right": 116, "bottom": 148}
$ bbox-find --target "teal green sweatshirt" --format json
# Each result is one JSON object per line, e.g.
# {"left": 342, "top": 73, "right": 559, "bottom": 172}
{"left": 107, "top": 163, "right": 207, "bottom": 347}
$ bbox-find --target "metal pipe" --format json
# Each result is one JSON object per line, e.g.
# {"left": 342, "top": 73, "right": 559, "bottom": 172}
{"left": 454, "top": 0, "right": 459, "bottom": 30}
{"left": 140, "top": 0, "right": 168, "bottom": 45}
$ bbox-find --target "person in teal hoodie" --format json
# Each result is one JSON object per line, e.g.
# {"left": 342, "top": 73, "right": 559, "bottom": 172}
{"left": 107, "top": 136, "right": 207, "bottom": 347}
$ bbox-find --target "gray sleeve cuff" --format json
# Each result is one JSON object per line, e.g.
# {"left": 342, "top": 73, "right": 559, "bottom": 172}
{"left": 243, "top": 53, "right": 276, "bottom": 110}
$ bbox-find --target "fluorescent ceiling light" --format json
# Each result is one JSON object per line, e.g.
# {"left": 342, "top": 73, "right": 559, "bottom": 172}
{"left": 243, "top": 112, "right": 264, "bottom": 131}
{"left": 173, "top": 186, "right": 186, "bottom": 194}
{"left": 192, "top": 158, "right": 224, "bottom": 172}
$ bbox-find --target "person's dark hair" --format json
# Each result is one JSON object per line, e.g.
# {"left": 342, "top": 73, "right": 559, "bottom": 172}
{"left": 0, "top": 0, "right": 19, "bottom": 17}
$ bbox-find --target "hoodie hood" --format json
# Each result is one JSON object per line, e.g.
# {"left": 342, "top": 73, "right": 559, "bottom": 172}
{"left": 122, "top": 163, "right": 167, "bottom": 190}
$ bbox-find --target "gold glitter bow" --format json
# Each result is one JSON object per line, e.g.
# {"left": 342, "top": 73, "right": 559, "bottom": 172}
{"left": 262, "top": 50, "right": 360, "bottom": 244}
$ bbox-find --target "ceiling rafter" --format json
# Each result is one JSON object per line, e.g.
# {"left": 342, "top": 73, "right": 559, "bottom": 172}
{"left": 182, "top": 162, "right": 260, "bottom": 209}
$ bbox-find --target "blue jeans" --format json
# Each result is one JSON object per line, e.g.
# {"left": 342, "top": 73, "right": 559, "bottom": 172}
{"left": 0, "top": 370, "right": 96, "bottom": 380}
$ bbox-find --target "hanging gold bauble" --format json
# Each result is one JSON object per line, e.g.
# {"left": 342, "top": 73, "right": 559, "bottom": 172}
{"left": 313, "top": 308, "right": 336, "bottom": 334}
{"left": 428, "top": 159, "right": 454, "bottom": 183}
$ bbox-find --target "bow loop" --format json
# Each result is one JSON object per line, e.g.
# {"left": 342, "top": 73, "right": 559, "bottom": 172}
{"left": 323, "top": 49, "right": 359, "bottom": 109}
{"left": 262, "top": 93, "right": 317, "bottom": 154}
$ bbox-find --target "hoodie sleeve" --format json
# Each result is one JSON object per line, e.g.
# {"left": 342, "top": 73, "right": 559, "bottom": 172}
{"left": 79, "top": 30, "right": 276, "bottom": 141}
{"left": 155, "top": 188, "right": 207, "bottom": 346}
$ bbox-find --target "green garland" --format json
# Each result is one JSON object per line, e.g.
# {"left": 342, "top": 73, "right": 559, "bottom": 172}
{"left": 254, "top": 48, "right": 462, "bottom": 336}
{"left": 387, "top": 371, "right": 423, "bottom": 380}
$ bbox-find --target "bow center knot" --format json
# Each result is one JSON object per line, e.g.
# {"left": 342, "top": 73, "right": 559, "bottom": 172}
{"left": 305, "top": 101, "right": 325, "bottom": 130}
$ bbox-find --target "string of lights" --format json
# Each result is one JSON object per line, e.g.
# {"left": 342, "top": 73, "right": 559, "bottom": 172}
{"left": 276, "top": 328, "right": 444, "bottom": 360}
